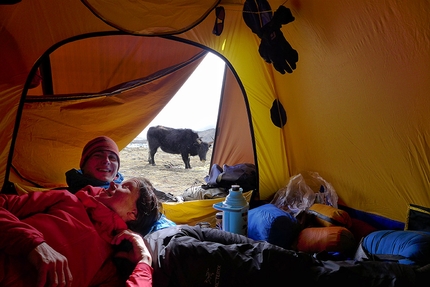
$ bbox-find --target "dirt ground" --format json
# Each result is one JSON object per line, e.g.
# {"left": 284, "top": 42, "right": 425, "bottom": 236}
{"left": 119, "top": 145, "right": 212, "bottom": 198}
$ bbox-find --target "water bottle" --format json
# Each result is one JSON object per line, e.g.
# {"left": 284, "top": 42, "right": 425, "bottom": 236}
{"left": 213, "top": 185, "right": 249, "bottom": 236}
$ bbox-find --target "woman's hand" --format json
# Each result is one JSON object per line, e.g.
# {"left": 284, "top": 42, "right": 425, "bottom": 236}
{"left": 28, "top": 242, "right": 73, "bottom": 287}
{"left": 112, "top": 229, "right": 152, "bottom": 266}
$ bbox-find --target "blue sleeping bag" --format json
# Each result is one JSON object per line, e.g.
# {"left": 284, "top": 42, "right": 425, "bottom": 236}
{"left": 247, "top": 204, "right": 301, "bottom": 249}
{"left": 362, "top": 230, "right": 430, "bottom": 265}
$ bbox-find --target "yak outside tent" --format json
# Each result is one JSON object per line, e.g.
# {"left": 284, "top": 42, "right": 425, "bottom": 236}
{"left": 1, "top": 0, "right": 430, "bottom": 226}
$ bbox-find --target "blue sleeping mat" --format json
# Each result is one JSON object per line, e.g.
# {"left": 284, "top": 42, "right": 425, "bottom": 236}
{"left": 362, "top": 230, "right": 430, "bottom": 265}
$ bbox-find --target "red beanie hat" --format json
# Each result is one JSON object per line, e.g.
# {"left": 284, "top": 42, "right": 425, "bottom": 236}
{"left": 80, "top": 136, "right": 120, "bottom": 170}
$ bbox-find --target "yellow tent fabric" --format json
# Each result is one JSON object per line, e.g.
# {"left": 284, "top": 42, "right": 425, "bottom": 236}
{"left": 1, "top": 0, "right": 430, "bottom": 224}
{"left": 162, "top": 190, "right": 253, "bottom": 227}
{"left": 82, "top": 0, "right": 219, "bottom": 35}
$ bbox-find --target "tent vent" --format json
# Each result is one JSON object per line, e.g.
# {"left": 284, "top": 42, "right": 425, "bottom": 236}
{"left": 270, "top": 99, "right": 287, "bottom": 128}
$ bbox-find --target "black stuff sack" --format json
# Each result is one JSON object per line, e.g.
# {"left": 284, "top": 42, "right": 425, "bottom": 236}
{"left": 204, "top": 163, "right": 257, "bottom": 192}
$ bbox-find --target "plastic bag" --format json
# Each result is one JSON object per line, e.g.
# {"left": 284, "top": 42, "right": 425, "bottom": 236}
{"left": 271, "top": 172, "right": 338, "bottom": 217}
{"left": 301, "top": 171, "right": 338, "bottom": 208}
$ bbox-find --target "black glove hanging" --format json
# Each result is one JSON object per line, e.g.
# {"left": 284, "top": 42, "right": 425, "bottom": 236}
{"left": 259, "top": 27, "right": 298, "bottom": 74}
{"left": 258, "top": 6, "right": 298, "bottom": 74}
{"left": 243, "top": 1, "right": 298, "bottom": 75}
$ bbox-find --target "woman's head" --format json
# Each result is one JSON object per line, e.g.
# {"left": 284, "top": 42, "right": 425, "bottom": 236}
{"left": 96, "top": 177, "right": 160, "bottom": 236}
{"left": 127, "top": 177, "right": 161, "bottom": 236}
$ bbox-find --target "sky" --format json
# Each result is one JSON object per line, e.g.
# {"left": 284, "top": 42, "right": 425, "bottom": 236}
{"left": 137, "top": 52, "right": 225, "bottom": 139}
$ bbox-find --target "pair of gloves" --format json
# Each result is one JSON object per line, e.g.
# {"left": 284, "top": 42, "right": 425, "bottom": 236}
{"left": 243, "top": 3, "right": 298, "bottom": 75}
{"left": 258, "top": 6, "right": 298, "bottom": 74}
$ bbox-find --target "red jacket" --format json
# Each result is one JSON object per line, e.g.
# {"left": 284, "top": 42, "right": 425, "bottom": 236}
{"left": 0, "top": 186, "right": 152, "bottom": 287}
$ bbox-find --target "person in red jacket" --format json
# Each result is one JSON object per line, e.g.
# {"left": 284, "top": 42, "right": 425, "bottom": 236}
{"left": 0, "top": 177, "right": 157, "bottom": 287}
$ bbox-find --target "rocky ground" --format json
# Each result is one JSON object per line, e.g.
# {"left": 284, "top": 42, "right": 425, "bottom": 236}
{"left": 119, "top": 144, "right": 212, "bottom": 198}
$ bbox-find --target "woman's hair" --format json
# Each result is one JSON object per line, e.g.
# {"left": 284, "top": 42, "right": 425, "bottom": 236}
{"left": 126, "top": 177, "right": 161, "bottom": 236}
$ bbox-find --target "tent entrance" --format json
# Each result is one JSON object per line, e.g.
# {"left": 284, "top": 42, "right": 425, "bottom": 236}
{"left": 7, "top": 33, "right": 256, "bottom": 196}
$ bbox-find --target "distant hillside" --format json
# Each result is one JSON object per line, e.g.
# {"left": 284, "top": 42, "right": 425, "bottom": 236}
{"left": 198, "top": 128, "right": 215, "bottom": 143}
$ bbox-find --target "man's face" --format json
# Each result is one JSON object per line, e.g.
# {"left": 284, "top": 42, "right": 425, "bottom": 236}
{"left": 95, "top": 179, "right": 141, "bottom": 222}
{"left": 82, "top": 150, "right": 119, "bottom": 182}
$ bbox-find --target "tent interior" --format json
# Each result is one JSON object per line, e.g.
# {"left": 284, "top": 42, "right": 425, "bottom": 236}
{"left": 2, "top": 0, "right": 430, "bottom": 231}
